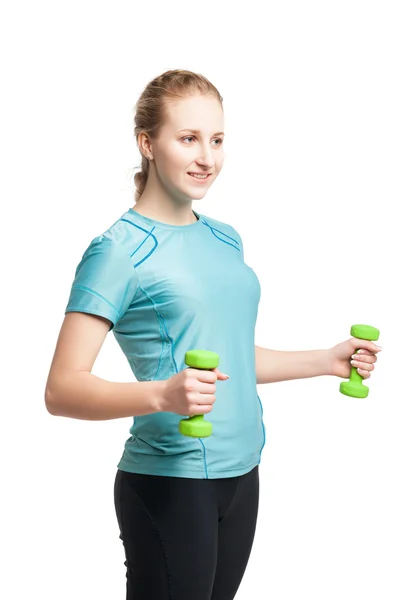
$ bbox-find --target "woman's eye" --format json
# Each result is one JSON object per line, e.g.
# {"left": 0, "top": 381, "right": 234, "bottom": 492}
{"left": 182, "top": 136, "right": 223, "bottom": 145}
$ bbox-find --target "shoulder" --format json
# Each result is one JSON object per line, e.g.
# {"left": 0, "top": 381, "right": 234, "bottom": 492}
{"left": 199, "top": 213, "right": 243, "bottom": 252}
{"left": 82, "top": 209, "right": 144, "bottom": 259}
{"left": 81, "top": 233, "right": 133, "bottom": 263}
{"left": 200, "top": 213, "right": 241, "bottom": 240}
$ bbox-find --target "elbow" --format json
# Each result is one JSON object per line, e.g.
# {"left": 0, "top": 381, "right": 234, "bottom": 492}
{"left": 45, "top": 385, "right": 60, "bottom": 416}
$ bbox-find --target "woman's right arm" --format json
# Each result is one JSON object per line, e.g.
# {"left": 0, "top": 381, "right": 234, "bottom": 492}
{"left": 44, "top": 312, "right": 166, "bottom": 421}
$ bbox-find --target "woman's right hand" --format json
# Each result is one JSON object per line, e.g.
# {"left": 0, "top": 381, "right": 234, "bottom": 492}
{"left": 160, "top": 367, "right": 230, "bottom": 416}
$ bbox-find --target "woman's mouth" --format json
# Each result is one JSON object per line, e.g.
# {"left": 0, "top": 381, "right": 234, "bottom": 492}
{"left": 187, "top": 172, "right": 212, "bottom": 182}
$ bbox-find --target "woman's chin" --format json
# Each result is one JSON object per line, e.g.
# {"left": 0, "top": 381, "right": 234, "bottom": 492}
{"left": 184, "top": 185, "right": 210, "bottom": 199}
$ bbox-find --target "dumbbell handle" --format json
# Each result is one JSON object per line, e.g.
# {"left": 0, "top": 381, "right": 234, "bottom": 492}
{"left": 178, "top": 349, "right": 220, "bottom": 438}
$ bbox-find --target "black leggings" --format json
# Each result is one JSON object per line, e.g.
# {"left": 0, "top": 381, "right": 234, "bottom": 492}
{"left": 113, "top": 465, "right": 259, "bottom": 600}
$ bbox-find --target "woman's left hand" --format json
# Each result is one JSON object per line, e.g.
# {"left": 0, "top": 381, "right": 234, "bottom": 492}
{"left": 327, "top": 337, "right": 382, "bottom": 379}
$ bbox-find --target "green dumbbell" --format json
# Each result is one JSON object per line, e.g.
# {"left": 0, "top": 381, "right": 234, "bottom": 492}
{"left": 339, "top": 324, "right": 380, "bottom": 398}
{"left": 179, "top": 349, "right": 220, "bottom": 438}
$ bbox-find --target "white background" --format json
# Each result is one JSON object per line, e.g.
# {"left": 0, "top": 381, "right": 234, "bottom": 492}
{"left": 1, "top": 1, "right": 398, "bottom": 598}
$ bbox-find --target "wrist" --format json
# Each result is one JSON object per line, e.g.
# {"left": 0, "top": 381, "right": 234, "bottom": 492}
{"left": 152, "top": 379, "right": 168, "bottom": 413}
{"left": 323, "top": 348, "right": 334, "bottom": 376}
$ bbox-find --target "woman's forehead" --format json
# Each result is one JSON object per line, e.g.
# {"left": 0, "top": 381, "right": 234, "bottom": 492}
{"left": 162, "top": 96, "right": 224, "bottom": 132}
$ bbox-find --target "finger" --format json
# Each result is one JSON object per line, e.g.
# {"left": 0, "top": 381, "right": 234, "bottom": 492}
{"left": 351, "top": 353, "right": 377, "bottom": 364}
{"left": 188, "top": 368, "right": 218, "bottom": 383}
{"left": 351, "top": 359, "right": 375, "bottom": 372}
{"left": 356, "top": 366, "right": 370, "bottom": 379}
{"left": 352, "top": 338, "right": 382, "bottom": 353}
{"left": 196, "top": 396, "right": 216, "bottom": 406}
{"left": 356, "top": 349, "right": 377, "bottom": 356}
{"left": 213, "top": 368, "right": 230, "bottom": 380}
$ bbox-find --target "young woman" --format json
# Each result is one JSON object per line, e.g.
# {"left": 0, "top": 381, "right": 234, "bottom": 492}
{"left": 45, "top": 69, "right": 381, "bottom": 600}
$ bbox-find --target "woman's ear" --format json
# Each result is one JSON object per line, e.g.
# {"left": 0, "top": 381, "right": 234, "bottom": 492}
{"left": 138, "top": 132, "right": 152, "bottom": 158}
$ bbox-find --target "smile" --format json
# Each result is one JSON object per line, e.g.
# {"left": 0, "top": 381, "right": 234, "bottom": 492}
{"left": 188, "top": 173, "right": 211, "bottom": 181}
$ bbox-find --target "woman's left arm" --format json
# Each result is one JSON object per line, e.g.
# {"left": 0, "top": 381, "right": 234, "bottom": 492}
{"left": 255, "top": 339, "right": 382, "bottom": 385}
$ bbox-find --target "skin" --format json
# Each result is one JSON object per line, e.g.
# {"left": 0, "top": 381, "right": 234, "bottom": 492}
{"left": 253, "top": 340, "right": 382, "bottom": 385}
{"left": 135, "top": 93, "right": 224, "bottom": 225}
{"left": 328, "top": 340, "right": 381, "bottom": 379}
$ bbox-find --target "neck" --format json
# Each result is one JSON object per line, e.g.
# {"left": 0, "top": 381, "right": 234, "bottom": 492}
{"left": 134, "top": 168, "right": 197, "bottom": 225}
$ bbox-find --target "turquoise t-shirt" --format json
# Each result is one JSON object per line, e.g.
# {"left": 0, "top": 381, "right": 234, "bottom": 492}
{"left": 65, "top": 207, "right": 266, "bottom": 479}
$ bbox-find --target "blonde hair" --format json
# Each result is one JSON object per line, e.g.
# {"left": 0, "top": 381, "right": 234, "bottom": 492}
{"left": 131, "top": 69, "right": 223, "bottom": 201}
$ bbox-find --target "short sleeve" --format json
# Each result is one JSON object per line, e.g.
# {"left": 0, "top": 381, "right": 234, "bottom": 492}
{"left": 65, "top": 236, "right": 139, "bottom": 330}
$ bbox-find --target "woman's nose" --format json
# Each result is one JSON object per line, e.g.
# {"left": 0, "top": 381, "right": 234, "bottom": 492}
{"left": 196, "top": 147, "right": 215, "bottom": 167}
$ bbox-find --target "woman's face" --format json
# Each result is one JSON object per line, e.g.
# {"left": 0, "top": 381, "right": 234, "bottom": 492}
{"left": 150, "top": 94, "right": 225, "bottom": 201}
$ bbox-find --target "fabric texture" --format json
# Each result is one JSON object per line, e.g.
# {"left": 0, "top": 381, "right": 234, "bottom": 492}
{"left": 65, "top": 207, "right": 266, "bottom": 479}
{"left": 114, "top": 465, "right": 260, "bottom": 599}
